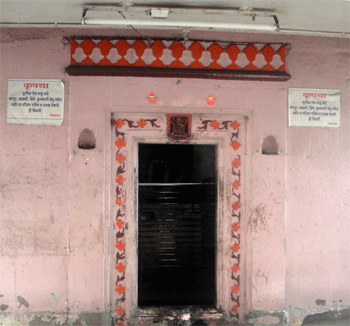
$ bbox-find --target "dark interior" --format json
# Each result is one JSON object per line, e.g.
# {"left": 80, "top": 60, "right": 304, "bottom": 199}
{"left": 138, "top": 144, "right": 217, "bottom": 307}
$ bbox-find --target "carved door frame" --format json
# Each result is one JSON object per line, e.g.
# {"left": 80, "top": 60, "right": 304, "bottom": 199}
{"left": 110, "top": 112, "right": 246, "bottom": 324}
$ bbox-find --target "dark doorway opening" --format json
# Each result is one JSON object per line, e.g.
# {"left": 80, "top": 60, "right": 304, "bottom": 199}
{"left": 138, "top": 144, "right": 217, "bottom": 307}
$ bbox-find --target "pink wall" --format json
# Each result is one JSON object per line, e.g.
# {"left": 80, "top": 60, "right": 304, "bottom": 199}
{"left": 0, "top": 28, "right": 349, "bottom": 325}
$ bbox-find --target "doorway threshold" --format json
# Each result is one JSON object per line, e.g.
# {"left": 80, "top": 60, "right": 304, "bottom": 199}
{"left": 137, "top": 306, "right": 224, "bottom": 322}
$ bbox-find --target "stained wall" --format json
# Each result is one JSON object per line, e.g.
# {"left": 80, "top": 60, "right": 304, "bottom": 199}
{"left": 0, "top": 28, "right": 349, "bottom": 325}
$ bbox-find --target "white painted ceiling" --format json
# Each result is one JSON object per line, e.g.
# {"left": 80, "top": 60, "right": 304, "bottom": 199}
{"left": 0, "top": 0, "right": 349, "bottom": 37}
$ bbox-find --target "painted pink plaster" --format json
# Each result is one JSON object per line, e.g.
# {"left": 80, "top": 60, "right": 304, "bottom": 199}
{"left": 0, "top": 28, "right": 349, "bottom": 324}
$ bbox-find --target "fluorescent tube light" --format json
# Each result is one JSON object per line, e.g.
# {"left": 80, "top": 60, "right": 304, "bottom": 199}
{"left": 83, "top": 18, "right": 277, "bottom": 31}
{"left": 82, "top": 4, "right": 279, "bottom": 32}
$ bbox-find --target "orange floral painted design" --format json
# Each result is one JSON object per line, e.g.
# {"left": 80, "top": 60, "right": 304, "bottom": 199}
{"left": 232, "top": 202, "right": 241, "bottom": 210}
{"left": 231, "top": 243, "right": 240, "bottom": 253}
{"left": 115, "top": 262, "right": 126, "bottom": 273}
{"left": 230, "top": 120, "right": 241, "bottom": 130}
{"left": 210, "top": 120, "right": 220, "bottom": 130}
{"left": 115, "top": 138, "right": 126, "bottom": 150}
{"left": 116, "top": 219, "right": 125, "bottom": 229}
{"left": 231, "top": 284, "right": 240, "bottom": 293}
{"left": 232, "top": 180, "right": 241, "bottom": 190}
{"left": 116, "top": 154, "right": 126, "bottom": 164}
{"left": 115, "top": 175, "right": 125, "bottom": 185}
{"left": 116, "top": 284, "right": 126, "bottom": 294}
{"left": 232, "top": 222, "right": 241, "bottom": 232}
{"left": 231, "top": 264, "right": 240, "bottom": 273}
{"left": 231, "top": 305, "right": 238, "bottom": 313}
{"left": 116, "top": 306, "right": 125, "bottom": 316}
{"left": 116, "top": 197, "right": 124, "bottom": 207}
{"left": 116, "top": 240, "right": 126, "bottom": 251}
{"left": 117, "top": 323, "right": 125, "bottom": 326}
{"left": 116, "top": 119, "right": 125, "bottom": 128}
{"left": 231, "top": 141, "right": 241, "bottom": 151}
{"left": 231, "top": 158, "right": 241, "bottom": 169}
{"left": 137, "top": 119, "right": 147, "bottom": 128}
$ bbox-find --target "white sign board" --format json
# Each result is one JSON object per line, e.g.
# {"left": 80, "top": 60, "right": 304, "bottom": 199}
{"left": 288, "top": 88, "right": 341, "bottom": 128}
{"left": 7, "top": 79, "right": 64, "bottom": 126}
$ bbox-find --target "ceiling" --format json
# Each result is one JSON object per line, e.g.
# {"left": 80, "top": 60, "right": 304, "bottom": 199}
{"left": 0, "top": 0, "right": 349, "bottom": 38}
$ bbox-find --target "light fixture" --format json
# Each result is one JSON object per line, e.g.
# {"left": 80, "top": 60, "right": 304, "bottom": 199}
{"left": 150, "top": 9, "right": 169, "bottom": 19}
{"left": 82, "top": 4, "right": 279, "bottom": 32}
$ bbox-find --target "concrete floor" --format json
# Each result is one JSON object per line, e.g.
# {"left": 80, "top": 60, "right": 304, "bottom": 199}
{"left": 300, "top": 308, "right": 350, "bottom": 326}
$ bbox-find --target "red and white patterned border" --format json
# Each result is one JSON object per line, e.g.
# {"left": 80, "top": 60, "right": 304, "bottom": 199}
{"left": 71, "top": 39, "right": 287, "bottom": 72}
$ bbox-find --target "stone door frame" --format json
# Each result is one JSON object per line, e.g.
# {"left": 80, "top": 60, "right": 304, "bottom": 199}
{"left": 110, "top": 112, "right": 248, "bottom": 324}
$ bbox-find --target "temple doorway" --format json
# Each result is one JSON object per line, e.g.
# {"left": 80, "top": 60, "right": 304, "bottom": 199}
{"left": 138, "top": 144, "right": 217, "bottom": 307}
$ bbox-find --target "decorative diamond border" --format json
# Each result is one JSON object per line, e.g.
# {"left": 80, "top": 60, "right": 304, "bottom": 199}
{"left": 66, "top": 39, "right": 291, "bottom": 81}
{"left": 70, "top": 39, "right": 287, "bottom": 72}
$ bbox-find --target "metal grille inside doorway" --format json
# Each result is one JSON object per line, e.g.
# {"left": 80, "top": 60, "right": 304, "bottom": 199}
{"left": 138, "top": 144, "right": 217, "bottom": 306}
